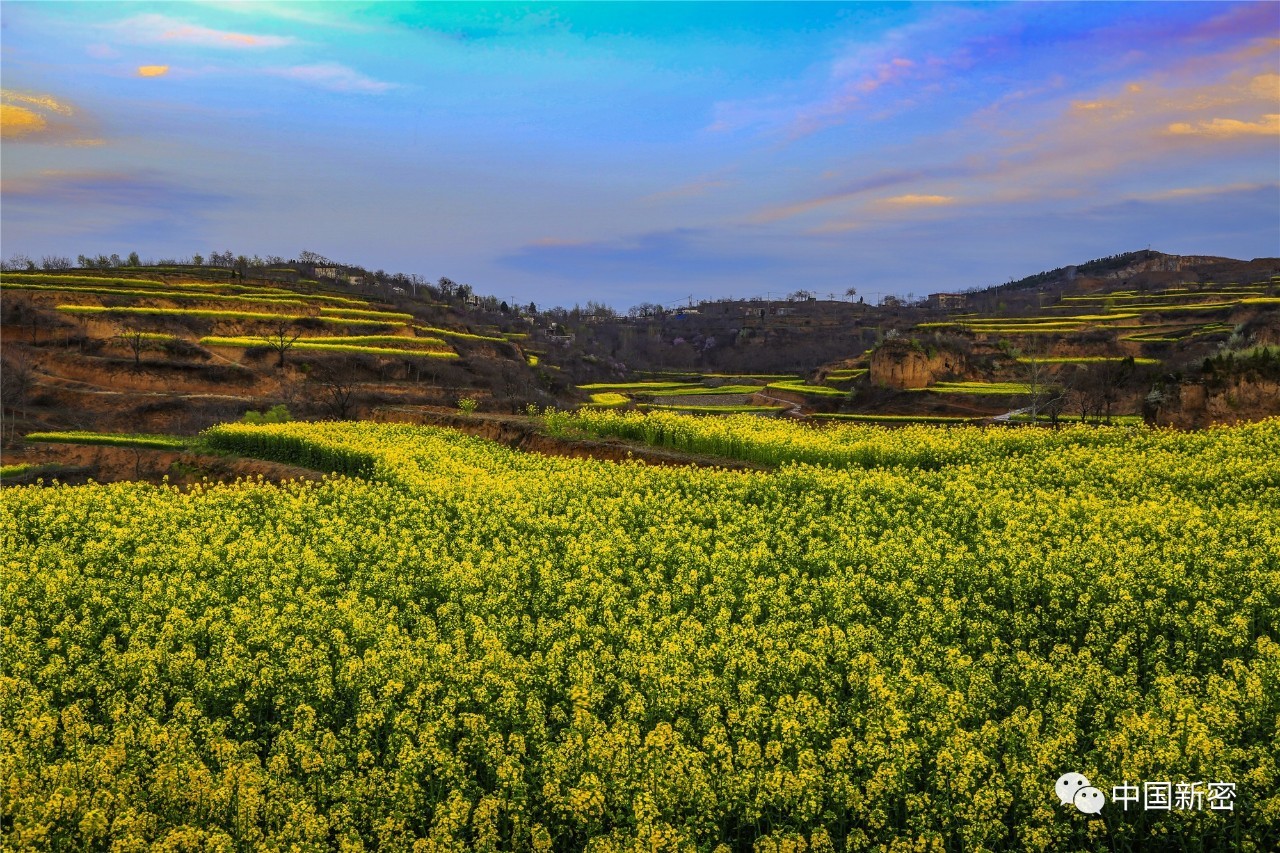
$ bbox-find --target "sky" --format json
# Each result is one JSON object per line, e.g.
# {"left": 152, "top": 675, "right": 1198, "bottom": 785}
{"left": 2, "top": 1, "right": 1278, "bottom": 310}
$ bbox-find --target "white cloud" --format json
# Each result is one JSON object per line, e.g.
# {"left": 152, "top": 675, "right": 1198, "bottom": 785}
{"left": 113, "top": 14, "right": 295, "bottom": 49}
{"left": 267, "top": 63, "right": 396, "bottom": 94}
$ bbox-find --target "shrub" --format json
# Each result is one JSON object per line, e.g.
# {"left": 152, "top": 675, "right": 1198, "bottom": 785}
{"left": 242, "top": 404, "right": 291, "bottom": 425}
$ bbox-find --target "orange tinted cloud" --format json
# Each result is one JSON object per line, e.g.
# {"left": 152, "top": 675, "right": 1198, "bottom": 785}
{"left": 1, "top": 104, "right": 48, "bottom": 138}
{"left": 1166, "top": 114, "right": 1280, "bottom": 138}
{"left": 2, "top": 90, "right": 73, "bottom": 116}
{"left": 137, "top": 65, "right": 170, "bottom": 77}
{"left": 1, "top": 90, "right": 88, "bottom": 142}
{"left": 880, "top": 194, "right": 955, "bottom": 206}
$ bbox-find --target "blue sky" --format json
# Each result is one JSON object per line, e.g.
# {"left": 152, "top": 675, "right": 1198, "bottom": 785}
{"left": 2, "top": 1, "right": 1277, "bottom": 309}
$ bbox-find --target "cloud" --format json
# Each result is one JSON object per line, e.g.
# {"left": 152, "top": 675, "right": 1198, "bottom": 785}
{"left": 499, "top": 228, "right": 781, "bottom": 283}
{"left": 880, "top": 194, "right": 955, "bottom": 207}
{"left": 643, "top": 175, "right": 734, "bottom": 202}
{"left": 0, "top": 90, "right": 94, "bottom": 143}
{"left": 1122, "top": 182, "right": 1279, "bottom": 203}
{"left": 789, "top": 56, "right": 924, "bottom": 139}
{"left": 113, "top": 14, "right": 295, "bottom": 49}
{"left": 1251, "top": 73, "right": 1280, "bottom": 98}
{"left": 1166, "top": 114, "right": 1280, "bottom": 138}
{"left": 2, "top": 91, "right": 73, "bottom": 116}
{"left": 1, "top": 104, "right": 48, "bottom": 139}
{"left": 752, "top": 167, "right": 972, "bottom": 223}
{"left": 1, "top": 169, "right": 231, "bottom": 213}
{"left": 266, "top": 63, "right": 396, "bottom": 94}
{"left": 137, "top": 65, "right": 170, "bottom": 78}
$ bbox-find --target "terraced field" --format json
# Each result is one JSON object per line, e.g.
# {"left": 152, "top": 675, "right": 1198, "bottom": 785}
{"left": 1, "top": 270, "right": 462, "bottom": 362}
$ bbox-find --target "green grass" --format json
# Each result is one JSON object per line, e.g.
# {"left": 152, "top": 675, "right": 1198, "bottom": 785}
{"left": 766, "top": 379, "right": 848, "bottom": 397}
{"left": 825, "top": 369, "right": 868, "bottom": 380}
{"left": 1, "top": 463, "right": 35, "bottom": 478}
{"left": 527, "top": 355, "right": 539, "bottom": 366}
{"left": 23, "top": 431, "right": 190, "bottom": 450}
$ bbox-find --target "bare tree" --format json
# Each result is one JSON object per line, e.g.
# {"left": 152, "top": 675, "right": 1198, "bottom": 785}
{"left": 317, "top": 376, "right": 356, "bottom": 419}
{"left": 115, "top": 329, "right": 151, "bottom": 368}
{"left": 1015, "top": 341, "right": 1052, "bottom": 419}
{"left": 260, "top": 320, "right": 303, "bottom": 368}
{"left": 1, "top": 353, "right": 34, "bottom": 442}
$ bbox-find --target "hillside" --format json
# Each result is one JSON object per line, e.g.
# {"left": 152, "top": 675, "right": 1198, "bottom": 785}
{"left": 542, "top": 252, "right": 1280, "bottom": 427}
{"left": 0, "top": 266, "right": 562, "bottom": 443}
{"left": 2, "top": 252, "right": 1278, "bottom": 455}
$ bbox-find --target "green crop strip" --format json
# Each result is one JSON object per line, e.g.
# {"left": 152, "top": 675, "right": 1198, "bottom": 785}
{"left": 577, "top": 382, "right": 704, "bottom": 391}
{"left": 200, "top": 337, "right": 457, "bottom": 358}
{"left": 56, "top": 305, "right": 403, "bottom": 327}
{"left": 644, "top": 385, "right": 763, "bottom": 397}
{"left": 916, "top": 382, "right": 1049, "bottom": 396}
{"left": 413, "top": 325, "right": 509, "bottom": 343}
{"left": 23, "top": 431, "right": 190, "bottom": 450}
{"left": 766, "top": 379, "right": 848, "bottom": 397}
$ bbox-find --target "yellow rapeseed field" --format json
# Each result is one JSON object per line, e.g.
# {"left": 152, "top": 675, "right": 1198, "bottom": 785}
{"left": 2, "top": 416, "right": 1277, "bottom": 851}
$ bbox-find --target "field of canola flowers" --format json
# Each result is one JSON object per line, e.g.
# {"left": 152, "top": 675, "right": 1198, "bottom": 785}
{"left": 3, "top": 416, "right": 1279, "bottom": 852}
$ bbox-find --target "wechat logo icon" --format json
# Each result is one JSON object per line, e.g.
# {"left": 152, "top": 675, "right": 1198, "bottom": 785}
{"left": 1057, "top": 772, "right": 1106, "bottom": 815}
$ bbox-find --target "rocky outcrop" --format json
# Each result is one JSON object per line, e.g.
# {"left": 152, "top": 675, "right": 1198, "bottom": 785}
{"left": 1152, "top": 377, "right": 1280, "bottom": 429}
{"left": 1099, "top": 254, "right": 1232, "bottom": 280}
{"left": 869, "top": 341, "right": 966, "bottom": 389}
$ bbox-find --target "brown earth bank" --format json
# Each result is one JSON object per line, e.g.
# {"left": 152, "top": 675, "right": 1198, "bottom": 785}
{"left": 869, "top": 341, "right": 968, "bottom": 389}
{"left": 1152, "top": 377, "right": 1280, "bottom": 429}
{"left": 1, "top": 444, "right": 324, "bottom": 488}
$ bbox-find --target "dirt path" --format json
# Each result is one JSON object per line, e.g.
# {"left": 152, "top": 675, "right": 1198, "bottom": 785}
{"left": 751, "top": 391, "right": 807, "bottom": 418}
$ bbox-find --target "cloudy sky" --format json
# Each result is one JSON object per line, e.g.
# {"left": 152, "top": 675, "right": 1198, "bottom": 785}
{"left": 2, "top": 1, "right": 1277, "bottom": 309}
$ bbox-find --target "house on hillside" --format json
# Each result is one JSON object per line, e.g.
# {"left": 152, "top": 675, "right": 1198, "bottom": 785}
{"left": 314, "top": 267, "right": 339, "bottom": 280}
{"left": 928, "top": 292, "right": 967, "bottom": 310}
